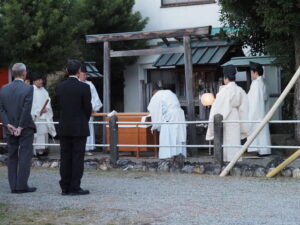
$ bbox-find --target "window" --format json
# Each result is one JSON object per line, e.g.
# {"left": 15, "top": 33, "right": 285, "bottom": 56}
{"left": 161, "top": 0, "right": 215, "bottom": 7}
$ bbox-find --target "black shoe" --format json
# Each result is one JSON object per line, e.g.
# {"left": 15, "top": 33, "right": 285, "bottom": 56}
{"left": 11, "top": 190, "right": 17, "bottom": 194}
{"left": 16, "top": 187, "right": 37, "bottom": 194}
{"left": 69, "top": 188, "right": 90, "bottom": 196}
{"left": 61, "top": 190, "right": 69, "bottom": 196}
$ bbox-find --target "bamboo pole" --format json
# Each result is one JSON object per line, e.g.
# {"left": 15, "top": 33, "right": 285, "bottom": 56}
{"left": 220, "top": 66, "right": 300, "bottom": 177}
{"left": 266, "top": 149, "right": 300, "bottom": 178}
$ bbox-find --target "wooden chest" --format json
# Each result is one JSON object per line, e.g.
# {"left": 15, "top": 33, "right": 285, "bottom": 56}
{"left": 104, "top": 113, "right": 159, "bottom": 157}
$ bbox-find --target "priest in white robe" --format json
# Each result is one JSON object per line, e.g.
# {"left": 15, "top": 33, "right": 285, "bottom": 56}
{"left": 147, "top": 84, "right": 186, "bottom": 159}
{"left": 206, "top": 65, "right": 249, "bottom": 162}
{"left": 247, "top": 61, "right": 271, "bottom": 155}
{"left": 79, "top": 66, "right": 102, "bottom": 155}
{"left": 31, "top": 73, "right": 56, "bottom": 156}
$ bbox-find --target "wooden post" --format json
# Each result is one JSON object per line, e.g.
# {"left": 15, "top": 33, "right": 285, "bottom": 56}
{"left": 103, "top": 41, "right": 111, "bottom": 113}
{"left": 102, "top": 41, "right": 111, "bottom": 152}
{"left": 139, "top": 80, "right": 146, "bottom": 112}
{"left": 109, "top": 115, "right": 118, "bottom": 167}
{"left": 183, "top": 35, "right": 196, "bottom": 155}
{"left": 213, "top": 114, "right": 223, "bottom": 166}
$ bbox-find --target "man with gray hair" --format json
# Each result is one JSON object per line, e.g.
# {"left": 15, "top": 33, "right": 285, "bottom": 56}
{"left": 0, "top": 62, "right": 37, "bottom": 193}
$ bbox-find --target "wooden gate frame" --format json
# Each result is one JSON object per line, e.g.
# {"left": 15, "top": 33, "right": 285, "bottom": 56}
{"left": 85, "top": 26, "right": 212, "bottom": 155}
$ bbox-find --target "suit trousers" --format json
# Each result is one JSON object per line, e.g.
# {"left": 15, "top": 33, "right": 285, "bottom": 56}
{"left": 59, "top": 136, "right": 87, "bottom": 192}
{"left": 7, "top": 128, "right": 34, "bottom": 191}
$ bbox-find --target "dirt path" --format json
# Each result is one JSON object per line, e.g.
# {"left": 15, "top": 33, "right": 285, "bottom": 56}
{"left": 0, "top": 167, "right": 299, "bottom": 225}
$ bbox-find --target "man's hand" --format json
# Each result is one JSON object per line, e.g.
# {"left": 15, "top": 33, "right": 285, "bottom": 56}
{"left": 13, "top": 127, "right": 23, "bottom": 137}
{"left": 7, "top": 124, "right": 16, "bottom": 135}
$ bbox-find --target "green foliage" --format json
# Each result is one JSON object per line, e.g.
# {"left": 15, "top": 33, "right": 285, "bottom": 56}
{"left": 0, "top": 0, "right": 90, "bottom": 72}
{"left": 77, "top": 0, "right": 148, "bottom": 110}
{"left": 0, "top": 0, "right": 148, "bottom": 75}
{"left": 79, "top": 0, "right": 148, "bottom": 72}
{"left": 0, "top": 0, "right": 147, "bottom": 111}
{"left": 219, "top": 0, "right": 300, "bottom": 74}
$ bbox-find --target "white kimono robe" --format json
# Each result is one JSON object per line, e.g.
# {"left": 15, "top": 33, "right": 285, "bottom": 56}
{"left": 206, "top": 82, "right": 249, "bottom": 162}
{"left": 247, "top": 76, "right": 271, "bottom": 155}
{"left": 84, "top": 81, "right": 102, "bottom": 151}
{"left": 31, "top": 85, "right": 56, "bottom": 151}
{"left": 147, "top": 90, "right": 187, "bottom": 159}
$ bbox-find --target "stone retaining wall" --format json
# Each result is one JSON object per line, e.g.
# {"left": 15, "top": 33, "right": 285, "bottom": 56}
{"left": 1, "top": 154, "right": 299, "bottom": 179}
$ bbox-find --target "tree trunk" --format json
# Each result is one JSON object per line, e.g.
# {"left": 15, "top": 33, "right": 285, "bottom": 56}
{"left": 293, "top": 29, "right": 300, "bottom": 142}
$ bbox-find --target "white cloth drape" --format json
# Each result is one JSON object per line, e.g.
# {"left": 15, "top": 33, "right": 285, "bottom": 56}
{"left": 31, "top": 85, "right": 56, "bottom": 151}
{"left": 247, "top": 76, "right": 271, "bottom": 155}
{"left": 84, "top": 81, "right": 102, "bottom": 151}
{"left": 148, "top": 90, "right": 186, "bottom": 159}
{"left": 206, "top": 82, "right": 249, "bottom": 162}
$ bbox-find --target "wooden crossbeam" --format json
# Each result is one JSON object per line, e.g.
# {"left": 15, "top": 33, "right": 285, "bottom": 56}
{"left": 110, "top": 46, "right": 184, "bottom": 57}
{"left": 86, "top": 26, "right": 211, "bottom": 43}
{"left": 162, "top": 37, "right": 170, "bottom": 46}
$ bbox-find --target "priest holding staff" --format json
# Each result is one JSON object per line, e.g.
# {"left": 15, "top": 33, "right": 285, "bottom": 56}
{"left": 31, "top": 73, "right": 56, "bottom": 156}
{"left": 147, "top": 84, "right": 186, "bottom": 159}
{"left": 247, "top": 61, "right": 271, "bottom": 155}
{"left": 79, "top": 65, "right": 102, "bottom": 155}
{"left": 206, "top": 65, "right": 249, "bottom": 162}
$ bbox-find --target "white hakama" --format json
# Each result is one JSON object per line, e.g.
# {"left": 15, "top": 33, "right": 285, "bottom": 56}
{"left": 206, "top": 82, "right": 249, "bottom": 162}
{"left": 148, "top": 90, "right": 186, "bottom": 159}
{"left": 84, "top": 81, "right": 102, "bottom": 151}
{"left": 31, "top": 85, "right": 56, "bottom": 154}
{"left": 247, "top": 76, "right": 271, "bottom": 155}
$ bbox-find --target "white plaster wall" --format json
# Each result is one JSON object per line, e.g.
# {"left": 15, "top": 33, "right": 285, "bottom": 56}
{"left": 124, "top": 0, "right": 222, "bottom": 112}
{"left": 124, "top": 64, "right": 140, "bottom": 112}
{"left": 133, "top": 0, "right": 221, "bottom": 31}
{"left": 124, "top": 54, "right": 160, "bottom": 112}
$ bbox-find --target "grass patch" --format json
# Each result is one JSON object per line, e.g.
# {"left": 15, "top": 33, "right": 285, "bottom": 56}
{"left": 0, "top": 166, "right": 7, "bottom": 178}
{"left": 0, "top": 202, "right": 95, "bottom": 225}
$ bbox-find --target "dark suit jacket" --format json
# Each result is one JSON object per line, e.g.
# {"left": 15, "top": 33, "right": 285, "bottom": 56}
{"left": 0, "top": 80, "right": 36, "bottom": 133}
{"left": 56, "top": 77, "right": 92, "bottom": 137}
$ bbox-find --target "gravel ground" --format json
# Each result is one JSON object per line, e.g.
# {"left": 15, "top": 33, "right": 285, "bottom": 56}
{"left": 0, "top": 167, "right": 299, "bottom": 225}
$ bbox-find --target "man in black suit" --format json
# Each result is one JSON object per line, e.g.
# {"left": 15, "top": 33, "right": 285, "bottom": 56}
{"left": 56, "top": 59, "right": 92, "bottom": 195}
{"left": 0, "top": 63, "right": 36, "bottom": 194}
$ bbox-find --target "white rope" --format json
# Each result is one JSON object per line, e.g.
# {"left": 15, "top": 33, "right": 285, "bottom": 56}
{"left": 0, "top": 121, "right": 108, "bottom": 125}
{"left": 0, "top": 142, "right": 213, "bottom": 148}
{"left": 0, "top": 143, "right": 109, "bottom": 147}
{"left": 223, "top": 145, "right": 300, "bottom": 149}
{"left": 117, "top": 144, "right": 213, "bottom": 148}
{"left": 116, "top": 121, "right": 211, "bottom": 124}
{"left": 222, "top": 120, "right": 300, "bottom": 124}
{"left": 34, "top": 121, "right": 108, "bottom": 125}
{"left": 0, "top": 141, "right": 298, "bottom": 149}
{"left": 0, "top": 120, "right": 299, "bottom": 126}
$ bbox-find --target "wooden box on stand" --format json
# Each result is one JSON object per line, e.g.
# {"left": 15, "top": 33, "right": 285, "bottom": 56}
{"left": 103, "top": 113, "right": 159, "bottom": 158}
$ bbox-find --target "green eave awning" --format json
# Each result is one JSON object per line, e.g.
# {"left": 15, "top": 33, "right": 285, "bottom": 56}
{"left": 84, "top": 61, "right": 103, "bottom": 78}
{"left": 222, "top": 56, "right": 276, "bottom": 67}
{"left": 153, "top": 40, "right": 237, "bottom": 67}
